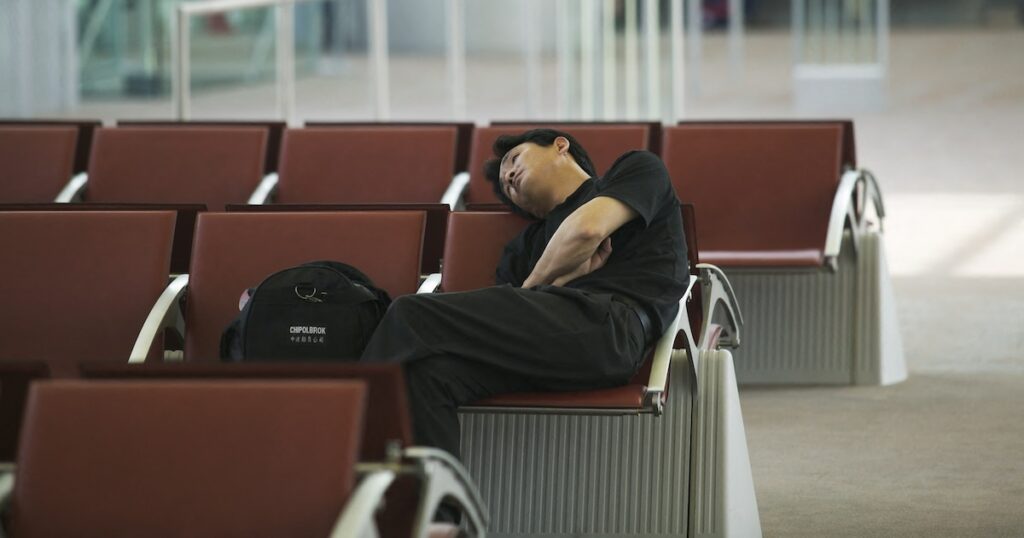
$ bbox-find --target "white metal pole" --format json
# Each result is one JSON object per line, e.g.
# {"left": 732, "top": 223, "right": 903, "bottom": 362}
{"left": 556, "top": 0, "right": 572, "bottom": 119}
{"left": 175, "top": 8, "right": 191, "bottom": 119}
{"left": 670, "top": 0, "right": 684, "bottom": 123}
{"left": 878, "top": 0, "right": 889, "bottom": 73}
{"left": 792, "top": 0, "right": 805, "bottom": 65}
{"left": 602, "top": 0, "right": 616, "bottom": 120}
{"left": 727, "top": 0, "right": 743, "bottom": 77}
{"left": 524, "top": 0, "right": 542, "bottom": 119}
{"left": 368, "top": 0, "right": 390, "bottom": 119}
{"left": 64, "top": 0, "right": 80, "bottom": 110}
{"left": 644, "top": 0, "right": 660, "bottom": 119}
{"left": 276, "top": 1, "right": 295, "bottom": 122}
{"left": 685, "top": 0, "right": 700, "bottom": 98}
{"left": 624, "top": 0, "right": 639, "bottom": 120}
{"left": 580, "top": 0, "right": 596, "bottom": 121}
{"left": 446, "top": 0, "right": 466, "bottom": 120}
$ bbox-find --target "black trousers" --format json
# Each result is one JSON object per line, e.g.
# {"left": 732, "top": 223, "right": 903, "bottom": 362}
{"left": 360, "top": 284, "right": 647, "bottom": 459}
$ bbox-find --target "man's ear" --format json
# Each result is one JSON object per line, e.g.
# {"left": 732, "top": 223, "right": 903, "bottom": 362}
{"left": 554, "top": 136, "right": 571, "bottom": 155}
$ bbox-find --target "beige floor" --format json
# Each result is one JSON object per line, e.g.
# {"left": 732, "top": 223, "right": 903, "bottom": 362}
{"left": 68, "top": 28, "right": 1024, "bottom": 537}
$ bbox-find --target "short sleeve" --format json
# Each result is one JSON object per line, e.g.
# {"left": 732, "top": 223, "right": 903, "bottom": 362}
{"left": 596, "top": 151, "right": 675, "bottom": 227}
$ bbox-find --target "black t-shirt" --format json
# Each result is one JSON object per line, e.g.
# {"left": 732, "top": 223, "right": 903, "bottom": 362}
{"left": 496, "top": 150, "right": 689, "bottom": 335}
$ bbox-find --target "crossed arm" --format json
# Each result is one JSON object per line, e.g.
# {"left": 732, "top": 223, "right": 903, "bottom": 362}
{"left": 522, "top": 196, "right": 638, "bottom": 288}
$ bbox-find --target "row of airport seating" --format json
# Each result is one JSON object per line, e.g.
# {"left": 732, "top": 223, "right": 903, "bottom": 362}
{"left": 0, "top": 206, "right": 757, "bottom": 537}
{"left": 1, "top": 118, "right": 904, "bottom": 386}
{"left": 0, "top": 117, "right": 903, "bottom": 536}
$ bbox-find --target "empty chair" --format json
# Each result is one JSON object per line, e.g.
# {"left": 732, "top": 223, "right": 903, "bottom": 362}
{"left": 307, "top": 121, "right": 475, "bottom": 174}
{"left": 0, "top": 211, "right": 175, "bottom": 377}
{"left": 459, "top": 124, "right": 651, "bottom": 207}
{"left": 491, "top": 120, "right": 662, "bottom": 154}
{"left": 78, "top": 361, "right": 489, "bottom": 537}
{"left": 265, "top": 127, "right": 459, "bottom": 205}
{"left": 424, "top": 211, "right": 759, "bottom": 537}
{"left": 0, "top": 119, "right": 100, "bottom": 174}
{"left": 131, "top": 211, "right": 425, "bottom": 362}
{"left": 661, "top": 121, "right": 903, "bottom": 385}
{"left": 0, "top": 203, "right": 204, "bottom": 275}
{"left": 68, "top": 127, "right": 268, "bottom": 210}
{"left": 2, "top": 380, "right": 380, "bottom": 537}
{"left": 117, "top": 120, "right": 286, "bottom": 174}
{"left": 0, "top": 127, "right": 78, "bottom": 203}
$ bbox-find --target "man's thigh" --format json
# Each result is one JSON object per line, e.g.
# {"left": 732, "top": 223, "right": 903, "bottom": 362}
{"left": 364, "top": 285, "right": 644, "bottom": 388}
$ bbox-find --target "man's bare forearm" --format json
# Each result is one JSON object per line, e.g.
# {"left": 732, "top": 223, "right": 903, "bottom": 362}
{"left": 522, "top": 220, "right": 602, "bottom": 287}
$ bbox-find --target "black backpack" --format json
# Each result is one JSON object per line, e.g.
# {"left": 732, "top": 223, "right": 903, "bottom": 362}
{"left": 219, "top": 261, "right": 391, "bottom": 362}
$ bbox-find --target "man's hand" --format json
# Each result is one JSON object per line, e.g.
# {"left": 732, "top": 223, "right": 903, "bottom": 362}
{"left": 551, "top": 237, "right": 612, "bottom": 286}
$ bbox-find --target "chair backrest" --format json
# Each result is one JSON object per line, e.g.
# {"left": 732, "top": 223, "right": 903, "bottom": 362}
{"left": 87, "top": 127, "right": 267, "bottom": 211}
{"left": 8, "top": 379, "right": 366, "bottom": 537}
{"left": 276, "top": 127, "right": 458, "bottom": 204}
{"left": 227, "top": 203, "right": 448, "bottom": 275}
{"left": 185, "top": 211, "right": 425, "bottom": 360}
{"left": 0, "top": 211, "right": 175, "bottom": 377}
{"left": 79, "top": 361, "right": 413, "bottom": 461}
{"left": 0, "top": 361, "right": 49, "bottom": 462}
{"left": 440, "top": 211, "right": 533, "bottom": 292}
{"left": 0, "top": 127, "right": 78, "bottom": 202}
{"left": 661, "top": 122, "right": 848, "bottom": 259}
{"left": 117, "top": 120, "right": 286, "bottom": 174}
{"left": 0, "top": 203, "right": 204, "bottom": 275}
{"left": 307, "top": 121, "right": 474, "bottom": 173}
{"left": 465, "top": 124, "right": 651, "bottom": 205}
{"left": 0, "top": 119, "right": 100, "bottom": 174}
{"left": 492, "top": 120, "right": 662, "bottom": 155}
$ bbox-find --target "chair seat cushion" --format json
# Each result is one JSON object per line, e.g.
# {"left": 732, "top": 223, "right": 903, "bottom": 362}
{"left": 467, "top": 382, "right": 647, "bottom": 410}
{"left": 701, "top": 249, "right": 824, "bottom": 267}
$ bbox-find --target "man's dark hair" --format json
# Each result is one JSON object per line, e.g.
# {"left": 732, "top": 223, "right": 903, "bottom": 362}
{"left": 483, "top": 128, "right": 596, "bottom": 218}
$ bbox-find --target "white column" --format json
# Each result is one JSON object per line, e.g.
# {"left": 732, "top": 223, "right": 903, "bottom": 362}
{"left": 670, "top": 0, "right": 684, "bottom": 123}
{"left": 556, "top": 0, "right": 573, "bottom": 119}
{"left": 523, "top": 0, "right": 542, "bottom": 119}
{"left": 368, "top": 0, "right": 390, "bottom": 120}
{"left": 275, "top": 1, "right": 296, "bottom": 122}
{"left": 580, "top": 0, "right": 596, "bottom": 121}
{"left": 643, "top": 0, "right": 660, "bottom": 119}
{"left": 624, "top": 0, "right": 639, "bottom": 120}
{"left": 602, "top": 0, "right": 617, "bottom": 120}
{"left": 446, "top": 0, "right": 466, "bottom": 120}
{"left": 686, "top": 0, "right": 701, "bottom": 97}
{"left": 728, "top": 0, "right": 744, "bottom": 77}
{"left": 173, "top": 8, "right": 191, "bottom": 119}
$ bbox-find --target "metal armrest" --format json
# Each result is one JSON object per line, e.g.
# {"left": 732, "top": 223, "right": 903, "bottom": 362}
{"left": 329, "top": 469, "right": 397, "bottom": 538}
{"left": 824, "top": 168, "right": 887, "bottom": 265}
{"left": 403, "top": 446, "right": 489, "bottom": 538}
{"left": 0, "top": 466, "right": 14, "bottom": 535}
{"left": 54, "top": 172, "right": 88, "bottom": 203}
{"left": 417, "top": 273, "right": 442, "bottom": 294}
{"left": 696, "top": 263, "right": 744, "bottom": 350}
{"left": 247, "top": 172, "right": 279, "bottom": 204}
{"left": 644, "top": 276, "right": 699, "bottom": 415}
{"left": 129, "top": 274, "right": 189, "bottom": 362}
{"left": 440, "top": 171, "right": 470, "bottom": 210}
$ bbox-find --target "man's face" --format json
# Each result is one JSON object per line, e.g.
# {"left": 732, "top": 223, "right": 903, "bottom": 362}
{"left": 497, "top": 140, "right": 560, "bottom": 216}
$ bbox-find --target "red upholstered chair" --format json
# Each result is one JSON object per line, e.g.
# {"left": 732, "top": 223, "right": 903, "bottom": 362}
{"left": 75, "top": 127, "right": 268, "bottom": 210}
{"left": 225, "top": 203, "right": 450, "bottom": 275}
{"left": 0, "top": 127, "right": 78, "bottom": 203}
{"left": 661, "top": 121, "right": 903, "bottom": 386}
{"left": 117, "top": 120, "right": 286, "bottom": 174}
{"left": 130, "top": 211, "right": 425, "bottom": 362}
{"left": 0, "top": 211, "right": 175, "bottom": 378}
{"left": 422, "top": 211, "right": 758, "bottom": 537}
{"left": 307, "top": 121, "right": 475, "bottom": 174}
{"left": 0, "top": 119, "right": 100, "bottom": 174}
{"left": 461, "top": 124, "right": 651, "bottom": 207}
{"left": 78, "top": 362, "right": 489, "bottom": 537}
{"left": 270, "top": 127, "right": 459, "bottom": 205}
{"left": 3, "top": 380, "right": 378, "bottom": 537}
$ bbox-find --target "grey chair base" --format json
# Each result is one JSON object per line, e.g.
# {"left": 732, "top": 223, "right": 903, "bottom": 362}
{"left": 726, "top": 231, "right": 906, "bottom": 386}
{"left": 459, "top": 349, "right": 761, "bottom": 537}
